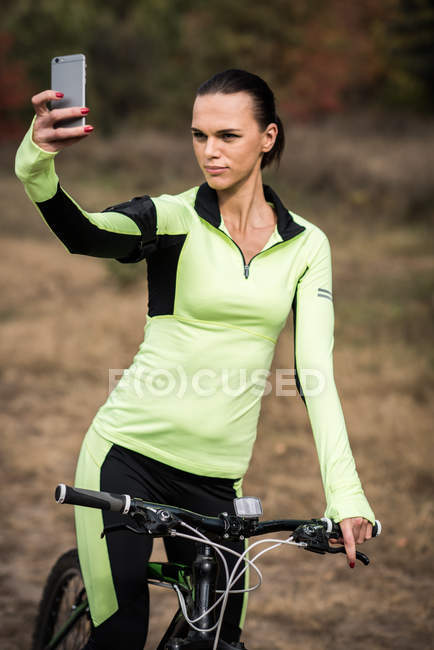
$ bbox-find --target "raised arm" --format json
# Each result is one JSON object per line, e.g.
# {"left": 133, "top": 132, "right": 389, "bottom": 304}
{"left": 292, "top": 232, "right": 375, "bottom": 564}
{"left": 15, "top": 91, "right": 158, "bottom": 263}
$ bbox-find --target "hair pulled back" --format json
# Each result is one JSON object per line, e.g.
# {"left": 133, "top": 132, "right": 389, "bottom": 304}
{"left": 197, "top": 69, "right": 284, "bottom": 169}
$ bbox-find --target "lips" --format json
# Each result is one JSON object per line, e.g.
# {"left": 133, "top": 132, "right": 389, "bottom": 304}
{"left": 204, "top": 166, "right": 228, "bottom": 175}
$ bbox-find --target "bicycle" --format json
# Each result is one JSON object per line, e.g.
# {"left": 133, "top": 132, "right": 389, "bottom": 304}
{"left": 31, "top": 484, "right": 381, "bottom": 650}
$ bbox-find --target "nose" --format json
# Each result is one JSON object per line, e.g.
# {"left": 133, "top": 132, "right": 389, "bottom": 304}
{"left": 204, "top": 136, "right": 220, "bottom": 159}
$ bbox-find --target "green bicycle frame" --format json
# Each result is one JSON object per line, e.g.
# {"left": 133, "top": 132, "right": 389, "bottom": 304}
{"left": 46, "top": 561, "right": 192, "bottom": 650}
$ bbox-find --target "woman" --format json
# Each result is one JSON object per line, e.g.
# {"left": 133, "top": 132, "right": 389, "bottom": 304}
{"left": 15, "top": 69, "right": 375, "bottom": 649}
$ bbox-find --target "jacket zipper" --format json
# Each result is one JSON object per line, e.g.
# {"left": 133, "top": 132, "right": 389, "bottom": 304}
{"left": 243, "top": 242, "right": 287, "bottom": 279}
{"left": 219, "top": 229, "right": 301, "bottom": 279}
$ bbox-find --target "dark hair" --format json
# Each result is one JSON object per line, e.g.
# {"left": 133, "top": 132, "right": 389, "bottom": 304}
{"left": 196, "top": 69, "right": 285, "bottom": 169}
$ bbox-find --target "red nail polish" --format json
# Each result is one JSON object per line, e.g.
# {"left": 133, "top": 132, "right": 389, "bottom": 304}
{"left": 55, "top": 92, "right": 64, "bottom": 98}
{"left": 350, "top": 562, "right": 355, "bottom": 568}
{"left": 84, "top": 126, "right": 94, "bottom": 133}
{"left": 81, "top": 107, "right": 90, "bottom": 115}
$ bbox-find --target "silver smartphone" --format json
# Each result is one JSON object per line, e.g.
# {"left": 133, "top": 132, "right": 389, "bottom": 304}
{"left": 51, "top": 54, "right": 86, "bottom": 128}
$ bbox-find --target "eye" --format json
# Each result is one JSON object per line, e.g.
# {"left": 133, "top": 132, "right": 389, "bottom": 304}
{"left": 221, "top": 133, "right": 239, "bottom": 141}
{"left": 192, "top": 131, "right": 206, "bottom": 141}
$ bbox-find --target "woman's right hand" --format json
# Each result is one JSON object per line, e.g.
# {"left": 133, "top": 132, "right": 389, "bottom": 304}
{"left": 31, "top": 90, "right": 94, "bottom": 153}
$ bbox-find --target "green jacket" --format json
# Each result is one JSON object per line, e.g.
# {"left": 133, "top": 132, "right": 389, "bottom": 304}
{"left": 15, "top": 119, "right": 375, "bottom": 524}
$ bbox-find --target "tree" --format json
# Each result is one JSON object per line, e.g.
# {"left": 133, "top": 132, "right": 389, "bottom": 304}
{"left": 381, "top": 0, "right": 434, "bottom": 110}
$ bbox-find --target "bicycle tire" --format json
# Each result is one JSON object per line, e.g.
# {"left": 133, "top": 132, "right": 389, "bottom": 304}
{"left": 31, "top": 548, "right": 91, "bottom": 650}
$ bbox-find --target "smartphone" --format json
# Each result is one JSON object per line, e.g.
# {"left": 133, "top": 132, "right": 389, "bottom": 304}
{"left": 51, "top": 54, "right": 86, "bottom": 128}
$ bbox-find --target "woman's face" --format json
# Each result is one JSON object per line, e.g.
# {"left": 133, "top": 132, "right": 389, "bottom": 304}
{"left": 191, "top": 92, "right": 277, "bottom": 191}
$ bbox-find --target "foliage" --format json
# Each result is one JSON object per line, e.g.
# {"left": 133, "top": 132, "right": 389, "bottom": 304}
{"left": 3, "top": 0, "right": 434, "bottom": 139}
{"left": 0, "top": 32, "right": 36, "bottom": 139}
{"left": 381, "top": 0, "right": 434, "bottom": 109}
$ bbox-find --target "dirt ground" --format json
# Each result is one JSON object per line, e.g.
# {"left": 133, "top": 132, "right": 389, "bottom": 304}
{"left": 1, "top": 116, "right": 433, "bottom": 649}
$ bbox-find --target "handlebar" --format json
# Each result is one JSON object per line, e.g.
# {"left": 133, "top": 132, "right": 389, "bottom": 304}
{"left": 55, "top": 483, "right": 381, "bottom": 541}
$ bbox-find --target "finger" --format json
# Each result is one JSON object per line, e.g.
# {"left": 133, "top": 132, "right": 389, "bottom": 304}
{"left": 45, "top": 124, "right": 94, "bottom": 142}
{"left": 349, "top": 517, "right": 363, "bottom": 545}
{"left": 366, "top": 522, "right": 373, "bottom": 540}
{"left": 50, "top": 106, "right": 90, "bottom": 126}
{"left": 357, "top": 519, "right": 368, "bottom": 544}
{"left": 340, "top": 521, "right": 356, "bottom": 567}
{"left": 33, "top": 125, "right": 94, "bottom": 153}
{"left": 344, "top": 536, "right": 356, "bottom": 567}
{"left": 31, "top": 90, "right": 65, "bottom": 116}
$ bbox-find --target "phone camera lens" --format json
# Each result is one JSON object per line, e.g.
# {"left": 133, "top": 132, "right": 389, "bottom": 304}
{"left": 55, "top": 58, "right": 59, "bottom": 63}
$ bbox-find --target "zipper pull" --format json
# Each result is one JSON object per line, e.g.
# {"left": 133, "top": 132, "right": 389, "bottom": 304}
{"left": 244, "top": 264, "right": 250, "bottom": 279}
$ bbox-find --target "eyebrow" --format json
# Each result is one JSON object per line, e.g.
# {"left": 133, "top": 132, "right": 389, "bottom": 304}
{"left": 191, "top": 127, "right": 243, "bottom": 134}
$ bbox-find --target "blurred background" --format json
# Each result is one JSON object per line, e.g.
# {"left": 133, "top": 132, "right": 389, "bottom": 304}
{"left": 1, "top": 1, "right": 433, "bottom": 649}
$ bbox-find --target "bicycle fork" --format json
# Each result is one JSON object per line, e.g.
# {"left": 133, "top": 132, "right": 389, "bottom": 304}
{"left": 165, "top": 543, "right": 245, "bottom": 649}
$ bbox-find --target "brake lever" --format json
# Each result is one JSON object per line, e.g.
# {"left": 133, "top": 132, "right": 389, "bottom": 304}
{"left": 292, "top": 520, "right": 370, "bottom": 565}
{"left": 326, "top": 545, "right": 370, "bottom": 566}
{"left": 101, "top": 508, "right": 180, "bottom": 539}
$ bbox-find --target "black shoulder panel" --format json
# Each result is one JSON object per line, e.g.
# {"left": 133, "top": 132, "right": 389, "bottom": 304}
{"left": 194, "top": 183, "right": 221, "bottom": 227}
{"left": 146, "top": 234, "right": 187, "bottom": 316}
{"left": 103, "top": 195, "right": 158, "bottom": 264}
{"left": 36, "top": 184, "right": 143, "bottom": 260}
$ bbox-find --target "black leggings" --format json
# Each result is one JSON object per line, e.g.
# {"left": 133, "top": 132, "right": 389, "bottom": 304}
{"left": 80, "top": 445, "right": 246, "bottom": 649}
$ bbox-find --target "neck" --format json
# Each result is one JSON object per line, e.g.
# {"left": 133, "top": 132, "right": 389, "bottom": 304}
{"left": 216, "top": 167, "right": 273, "bottom": 233}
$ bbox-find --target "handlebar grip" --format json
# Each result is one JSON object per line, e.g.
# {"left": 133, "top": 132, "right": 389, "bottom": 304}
{"left": 55, "top": 484, "right": 131, "bottom": 514}
{"left": 372, "top": 520, "right": 381, "bottom": 537}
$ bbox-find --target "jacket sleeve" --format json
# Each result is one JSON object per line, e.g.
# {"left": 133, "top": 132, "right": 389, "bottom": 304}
{"left": 292, "top": 232, "right": 375, "bottom": 524}
{"left": 14, "top": 118, "right": 171, "bottom": 263}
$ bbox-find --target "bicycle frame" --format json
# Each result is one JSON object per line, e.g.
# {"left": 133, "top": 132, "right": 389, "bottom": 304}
{"left": 45, "top": 598, "right": 88, "bottom": 650}
{"left": 43, "top": 551, "right": 231, "bottom": 650}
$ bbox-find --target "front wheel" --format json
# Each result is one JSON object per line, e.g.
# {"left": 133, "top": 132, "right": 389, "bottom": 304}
{"left": 32, "top": 548, "right": 91, "bottom": 650}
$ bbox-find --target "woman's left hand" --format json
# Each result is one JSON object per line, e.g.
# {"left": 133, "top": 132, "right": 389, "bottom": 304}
{"left": 329, "top": 517, "right": 372, "bottom": 568}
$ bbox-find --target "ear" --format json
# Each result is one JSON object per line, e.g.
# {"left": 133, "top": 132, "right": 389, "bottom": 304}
{"left": 261, "top": 123, "right": 278, "bottom": 153}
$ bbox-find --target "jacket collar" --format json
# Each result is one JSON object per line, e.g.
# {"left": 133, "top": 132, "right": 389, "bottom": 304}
{"left": 194, "top": 182, "right": 305, "bottom": 242}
